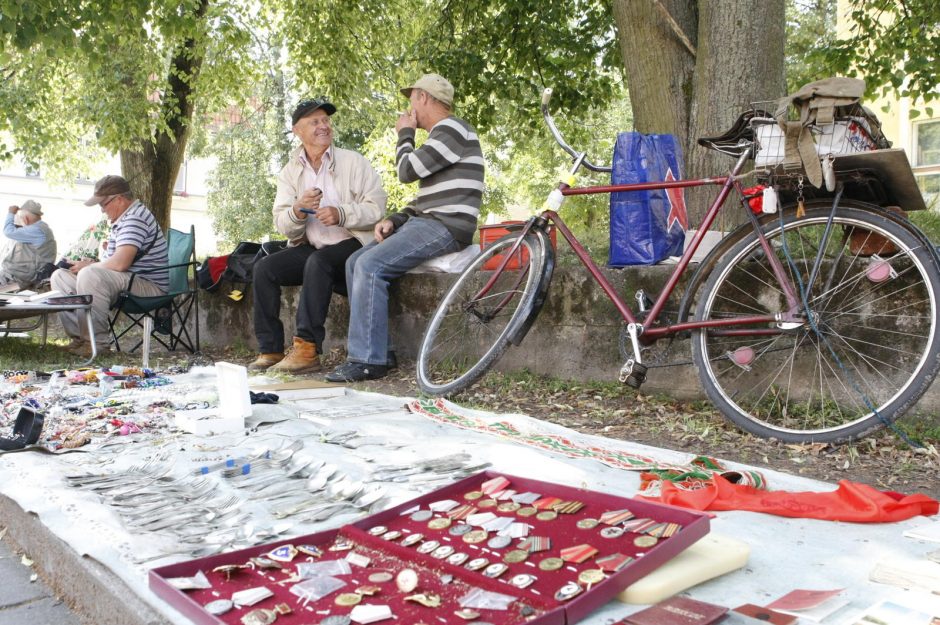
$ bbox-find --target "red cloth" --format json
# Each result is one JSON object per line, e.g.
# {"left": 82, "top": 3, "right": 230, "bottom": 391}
{"left": 644, "top": 475, "right": 938, "bottom": 523}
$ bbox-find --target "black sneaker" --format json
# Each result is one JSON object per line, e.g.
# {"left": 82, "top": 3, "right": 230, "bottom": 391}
{"left": 325, "top": 361, "right": 389, "bottom": 383}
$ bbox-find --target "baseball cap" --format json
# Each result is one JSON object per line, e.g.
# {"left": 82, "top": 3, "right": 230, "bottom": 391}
{"left": 84, "top": 175, "right": 131, "bottom": 206}
{"left": 400, "top": 74, "right": 454, "bottom": 108}
{"left": 291, "top": 98, "right": 337, "bottom": 126}
{"left": 18, "top": 200, "right": 42, "bottom": 216}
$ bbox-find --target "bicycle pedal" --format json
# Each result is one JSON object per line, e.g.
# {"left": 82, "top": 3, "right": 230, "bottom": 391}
{"left": 619, "top": 360, "right": 648, "bottom": 389}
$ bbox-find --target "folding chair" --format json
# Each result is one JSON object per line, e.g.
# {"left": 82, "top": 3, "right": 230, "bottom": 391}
{"left": 109, "top": 226, "right": 200, "bottom": 355}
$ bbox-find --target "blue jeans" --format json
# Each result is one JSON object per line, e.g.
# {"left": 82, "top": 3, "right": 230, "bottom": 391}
{"left": 345, "top": 217, "right": 462, "bottom": 364}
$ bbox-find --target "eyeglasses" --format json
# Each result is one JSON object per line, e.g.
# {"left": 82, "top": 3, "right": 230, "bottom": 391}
{"left": 100, "top": 195, "right": 118, "bottom": 208}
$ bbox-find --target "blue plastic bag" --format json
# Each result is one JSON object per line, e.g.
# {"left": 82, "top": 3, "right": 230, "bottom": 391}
{"left": 609, "top": 132, "right": 687, "bottom": 266}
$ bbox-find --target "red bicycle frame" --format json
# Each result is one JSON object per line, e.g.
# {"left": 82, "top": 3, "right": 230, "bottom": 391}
{"left": 483, "top": 149, "right": 804, "bottom": 346}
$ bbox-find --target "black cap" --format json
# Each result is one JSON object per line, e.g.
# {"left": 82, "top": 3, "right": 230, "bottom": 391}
{"left": 291, "top": 98, "right": 337, "bottom": 125}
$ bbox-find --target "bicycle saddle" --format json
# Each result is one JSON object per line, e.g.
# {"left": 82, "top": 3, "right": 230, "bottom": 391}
{"left": 698, "top": 109, "right": 770, "bottom": 157}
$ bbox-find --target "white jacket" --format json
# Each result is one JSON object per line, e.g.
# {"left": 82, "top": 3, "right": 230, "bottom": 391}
{"left": 273, "top": 145, "right": 387, "bottom": 247}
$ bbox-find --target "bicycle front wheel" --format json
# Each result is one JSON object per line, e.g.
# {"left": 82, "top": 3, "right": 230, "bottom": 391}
{"left": 417, "top": 231, "right": 549, "bottom": 396}
{"left": 693, "top": 204, "right": 940, "bottom": 443}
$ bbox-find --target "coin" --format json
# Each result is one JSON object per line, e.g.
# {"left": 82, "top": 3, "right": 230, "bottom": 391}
{"left": 431, "top": 545, "right": 455, "bottom": 559}
{"left": 400, "top": 533, "right": 424, "bottom": 547}
{"left": 449, "top": 523, "right": 473, "bottom": 536}
{"left": 634, "top": 535, "right": 658, "bottom": 548}
{"left": 538, "top": 557, "right": 564, "bottom": 571}
{"left": 410, "top": 510, "right": 433, "bottom": 522}
{"left": 576, "top": 518, "right": 599, "bottom": 530}
{"left": 462, "top": 529, "right": 488, "bottom": 544}
{"left": 428, "top": 517, "right": 452, "bottom": 530}
{"left": 483, "top": 562, "right": 508, "bottom": 578}
{"left": 600, "top": 527, "right": 624, "bottom": 539}
{"left": 465, "top": 557, "right": 489, "bottom": 571}
{"left": 321, "top": 617, "right": 352, "bottom": 625}
{"left": 477, "top": 498, "right": 498, "bottom": 509}
{"left": 367, "top": 525, "right": 388, "bottom": 536}
{"left": 417, "top": 540, "right": 440, "bottom": 554}
{"left": 405, "top": 592, "right": 442, "bottom": 608}
{"left": 447, "top": 552, "right": 469, "bottom": 566}
{"left": 487, "top": 535, "right": 512, "bottom": 549}
{"left": 578, "top": 569, "right": 606, "bottom": 585}
{"left": 503, "top": 549, "right": 528, "bottom": 563}
{"left": 464, "top": 490, "right": 484, "bottom": 500}
{"left": 335, "top": 592, "right": 362, "bottom": 607}
{"left": 510, "top": 573, "right": 537, "bottom": 588}
{"left": 396, "top": 568, "right": 419, "bottom": 592}
{"left": 204, "top": 599, "right": 233, "bottom": 615}
{"left": 382, "top": 530, "right": 402, "bottom": 541}
{"left": 554, "top": 581, "right": 583, "bottom": 601}
{"left": 368, "top": 572, "right": 393, "bottom": 583}
{"left": 536, "top": 511, "right": 557, "bottom": 521}
{"left": 516, "top": 506, "right": 538, "bottom": 517}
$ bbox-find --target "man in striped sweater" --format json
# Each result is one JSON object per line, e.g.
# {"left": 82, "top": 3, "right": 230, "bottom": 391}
{"left": 327, "top": 74, "right": 484, "bottom": 382}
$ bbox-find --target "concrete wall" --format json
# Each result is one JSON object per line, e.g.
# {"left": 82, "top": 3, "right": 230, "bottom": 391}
{"left": 198, "top": 266, "right": 719, "bottom": 399}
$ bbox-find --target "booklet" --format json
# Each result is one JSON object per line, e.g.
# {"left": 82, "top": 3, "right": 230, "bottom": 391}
{"left": 621, "top": 596, "right": 728, "bottom": 625}
{"left": 766, "top": 588, "right": 848, "bottom": 623}
{"left": 733, "top": 603, "right": 797, "bottom": 625}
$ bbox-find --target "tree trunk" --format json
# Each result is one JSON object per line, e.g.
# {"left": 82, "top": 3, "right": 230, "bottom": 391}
{"left": 121, "top": 0, "right": 209, "bottom": 233}
{"left": 612, "top": 0, "right": 786, "bottom": 228}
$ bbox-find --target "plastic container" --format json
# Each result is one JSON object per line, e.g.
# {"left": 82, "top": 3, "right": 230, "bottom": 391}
{"left": 479, "top": 221, "right": 556, "bottom": 271}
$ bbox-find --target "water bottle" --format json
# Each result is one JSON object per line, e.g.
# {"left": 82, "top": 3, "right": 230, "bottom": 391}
{"left": 46, "top": 371, "right": 65, "bottom": 396}
{"left": 99, "top": 374, "right": 115, "bottom": 398}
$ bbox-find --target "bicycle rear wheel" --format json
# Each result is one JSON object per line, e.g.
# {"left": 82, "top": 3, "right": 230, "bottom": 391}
{"left": 692, "top": 204, "right": 940, "bottom": 443}
{"left": 417, "top": 231, "right": 549, "bottom": 396}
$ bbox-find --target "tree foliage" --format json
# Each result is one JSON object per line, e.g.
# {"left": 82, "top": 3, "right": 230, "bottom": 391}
{"left": 829, "top": 0, "right": 940, "bottom": 113}
{"left": 0, "top": 0, "right": 257, "bottom": 229}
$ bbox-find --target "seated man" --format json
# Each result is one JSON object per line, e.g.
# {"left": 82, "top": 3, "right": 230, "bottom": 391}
{"left": 327, "top": 74, "right": 484, "bottom": 382}
{"left": 249, "top": 97, "right": 386, "bottom": 374}
{"left": 0, "top": 200, "right": 57, "bottom": 289}
{"left": 51, "top": 175, "right": 168, "bottom": 357}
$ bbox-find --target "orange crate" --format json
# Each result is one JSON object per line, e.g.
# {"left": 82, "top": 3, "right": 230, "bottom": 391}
{"left": 479, "top": 221, "right": 556, "bottom": 270}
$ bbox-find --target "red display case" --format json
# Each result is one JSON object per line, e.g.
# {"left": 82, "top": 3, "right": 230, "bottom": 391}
{"left": 150, "top": 471, "right": 709, "bottom": 625}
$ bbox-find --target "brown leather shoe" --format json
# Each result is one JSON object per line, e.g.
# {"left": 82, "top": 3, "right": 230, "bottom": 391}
{"left": 248, "top": 352, "right": 285, "bottom": 371}
{"left": 269, "top": 337, "right": 320, "bottom": 374}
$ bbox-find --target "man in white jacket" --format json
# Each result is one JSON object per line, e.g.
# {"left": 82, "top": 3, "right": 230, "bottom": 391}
{"left": 250, "top": 98, "right": 387, "bottom": 373}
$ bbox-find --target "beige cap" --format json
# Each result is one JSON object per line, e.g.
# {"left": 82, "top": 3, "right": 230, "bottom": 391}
{"left": 400, "top": 73, "right": 454, "bottom": 108}
{"left": 19, "top": 200, "right": 42, "bottom": 216}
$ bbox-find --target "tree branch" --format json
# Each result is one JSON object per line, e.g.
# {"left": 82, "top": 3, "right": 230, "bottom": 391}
{"left": 651, "top": 0, "right": 696, "bottom": 58}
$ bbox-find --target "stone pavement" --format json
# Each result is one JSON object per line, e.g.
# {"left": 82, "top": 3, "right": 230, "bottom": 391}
{"left": 0, "top": 533, "right": 81, "bottom": 625}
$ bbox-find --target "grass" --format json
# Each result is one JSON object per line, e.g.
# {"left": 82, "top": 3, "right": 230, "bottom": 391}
{"left": 0, "top": 335, "right": 192, "bottom": 372}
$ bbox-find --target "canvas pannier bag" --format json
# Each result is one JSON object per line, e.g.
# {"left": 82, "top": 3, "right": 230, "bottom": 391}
{"left": 771, "top": 77, "right": 890, "bottom": 188}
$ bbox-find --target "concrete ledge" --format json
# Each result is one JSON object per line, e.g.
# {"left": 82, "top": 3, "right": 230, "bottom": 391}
{"left": 0, "top": 494, "right": 167, "bottom": 625}
{"left": 193, "top": 265, "right": 940, "bottom": 411}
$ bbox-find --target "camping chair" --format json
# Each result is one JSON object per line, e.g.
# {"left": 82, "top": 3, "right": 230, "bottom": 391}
{"left": 109, "top": 226, "right": 200, "bottom": 355}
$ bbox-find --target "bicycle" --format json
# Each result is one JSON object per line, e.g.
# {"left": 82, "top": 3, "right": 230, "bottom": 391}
{"left": 416, "top": 89, "right": 940, "bottom": 444}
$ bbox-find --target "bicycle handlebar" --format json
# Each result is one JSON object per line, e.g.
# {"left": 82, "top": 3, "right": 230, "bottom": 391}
{"left": 541, "top": 88, "right": 612, "bottom": 174}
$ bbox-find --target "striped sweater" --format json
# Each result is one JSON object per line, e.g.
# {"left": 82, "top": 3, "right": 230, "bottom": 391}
{"left": 390, "top": 116, "right": 484, "bottom": 245}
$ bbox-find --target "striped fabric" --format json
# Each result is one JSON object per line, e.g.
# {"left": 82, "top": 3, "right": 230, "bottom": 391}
{"left": 106, "top": 200, "right": 169, "bottom": 291}
{"left": 392, "top": 116, "right": 484, "bottom": 245}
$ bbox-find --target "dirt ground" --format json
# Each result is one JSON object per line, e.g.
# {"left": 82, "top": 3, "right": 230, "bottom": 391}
{"left": 311, "top": 354, "right": 940, "bottom": 500}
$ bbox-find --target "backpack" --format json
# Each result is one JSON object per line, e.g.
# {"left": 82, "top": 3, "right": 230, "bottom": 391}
{"left": 196, "top": 240, "right": 289, "bottom": 295}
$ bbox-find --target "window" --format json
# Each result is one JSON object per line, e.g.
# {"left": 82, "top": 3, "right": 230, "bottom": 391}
{"left": 913, "top": 119, "right": 940, "bottom": 209}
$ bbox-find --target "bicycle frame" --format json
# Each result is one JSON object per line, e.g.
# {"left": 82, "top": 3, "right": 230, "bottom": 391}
{"left": 482, "top": 149, "right": 805, "bottom": 348}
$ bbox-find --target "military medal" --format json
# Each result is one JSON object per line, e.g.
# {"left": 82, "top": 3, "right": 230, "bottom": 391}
{"left": 538, "top": 557, "right": 564, "bottom": 571}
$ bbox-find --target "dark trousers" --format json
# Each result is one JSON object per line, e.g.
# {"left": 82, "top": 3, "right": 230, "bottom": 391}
{"left": 252, "top": 238, "right": 362, "bottom": 353}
